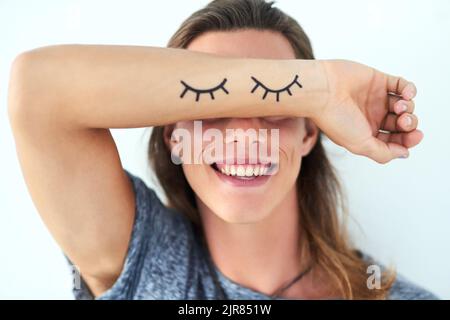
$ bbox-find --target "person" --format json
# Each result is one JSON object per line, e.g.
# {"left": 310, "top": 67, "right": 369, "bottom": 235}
{"left": 8, "top": 0, "right": 436, "bottom": 299}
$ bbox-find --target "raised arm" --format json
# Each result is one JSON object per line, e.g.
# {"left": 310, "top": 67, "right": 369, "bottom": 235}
{"left": 8, "top": 45, "right": 328, "bottom": 129}
{"left": 6, "top": 45, "right": 328, "bottom": 296}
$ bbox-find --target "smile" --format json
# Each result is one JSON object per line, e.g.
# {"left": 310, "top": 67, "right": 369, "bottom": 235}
{"left": 210, "top": 161, "right": 278, "bottom": 187}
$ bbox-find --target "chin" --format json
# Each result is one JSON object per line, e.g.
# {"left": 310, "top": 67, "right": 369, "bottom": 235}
{"left": 211, "top": 201, "right": 274, "bottom": 224}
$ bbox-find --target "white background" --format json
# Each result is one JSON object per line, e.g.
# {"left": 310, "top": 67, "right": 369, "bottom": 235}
{"left": 0, "top": 0, "right": 449, "bottom": 299}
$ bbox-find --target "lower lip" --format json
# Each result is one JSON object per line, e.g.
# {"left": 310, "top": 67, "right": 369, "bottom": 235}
{"left": 212, "top": 167, "right": 271, "bottom": 187}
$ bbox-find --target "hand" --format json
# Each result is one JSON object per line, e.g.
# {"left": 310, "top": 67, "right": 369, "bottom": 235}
{"left": 313, "top": 60, "right": 423, "bottom": 164}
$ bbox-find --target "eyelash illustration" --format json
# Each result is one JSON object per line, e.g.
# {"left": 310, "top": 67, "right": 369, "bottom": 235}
{"left": 180, "top": 78, "right": 229, "bottom": 102}
{"left": 250, "top": 75, "right": 303, "bottom": 102}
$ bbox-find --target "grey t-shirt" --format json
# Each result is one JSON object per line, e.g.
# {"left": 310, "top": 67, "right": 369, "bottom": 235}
{"left": 70, "top": 169, "right": 438, "bottom": 300}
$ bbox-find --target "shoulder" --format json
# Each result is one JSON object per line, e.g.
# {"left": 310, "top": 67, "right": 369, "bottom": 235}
{"left": 388, "top": 273, "right": 439, "bottom": 300}
{"left": 124, "top": 169, "right": 189, "bottom": 229}
{"left": 123, "top": 168, "right": 195, "bottom": 251}
{"left": 357, "top": 250, "right": 439, "bottom": 300}
{"left": 71, "top": 169, "right": 197, "bottom": 300}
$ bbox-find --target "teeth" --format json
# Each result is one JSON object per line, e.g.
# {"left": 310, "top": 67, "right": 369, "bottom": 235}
{"left": 216, "top": 164, "right": 271, "bottom": 177}
{"left": 236, "top": 166, "right": 245, "bottom": 177}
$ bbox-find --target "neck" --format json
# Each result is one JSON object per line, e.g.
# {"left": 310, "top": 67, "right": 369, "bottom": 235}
{"left": 198, "top": 186, "right": 310, "bottom": 297}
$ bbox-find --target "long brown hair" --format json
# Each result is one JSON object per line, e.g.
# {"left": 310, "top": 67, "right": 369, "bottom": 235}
{"left": 148, "top": 0, "right": 394, "bottom": 299}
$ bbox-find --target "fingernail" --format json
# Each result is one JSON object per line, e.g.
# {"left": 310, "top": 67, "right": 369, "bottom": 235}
{"left": 399, "top": 104, "right": 408, "bottom": 112}
{"left": 405, "top": 115, "right": 413, "bottom": 127}
{"left": 404, "top": 89, "right": 414, "bottom": 100}
{"left": 398, "top": 154, "right": 409, "bottom": 159}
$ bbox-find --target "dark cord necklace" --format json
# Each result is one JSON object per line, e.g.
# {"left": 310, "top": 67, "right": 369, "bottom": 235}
{"left": 203, "top": 240, "right": 312, "bottom": 300}
{"left": 269, "top": 264, "right": 312, "bottom": 298}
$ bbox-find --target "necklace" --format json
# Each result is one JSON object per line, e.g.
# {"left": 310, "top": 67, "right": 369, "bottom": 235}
{"left": 269, "top": 264, "right": 312, "bottom": 298}
{"left": 203, "top": 242, "right": 312, "bottom": 300}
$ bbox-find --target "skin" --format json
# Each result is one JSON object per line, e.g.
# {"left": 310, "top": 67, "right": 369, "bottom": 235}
{"left": 169, "top": 31, "right": 318, "bottom": 296}
{"left": 8, "top": 30, "right": 422, "bottom": 298}
{"left": 173, "top": 30, "right": 421, "bottom": 297}
{"left": 170, "top": 115, "right": 317, "bottom": 296}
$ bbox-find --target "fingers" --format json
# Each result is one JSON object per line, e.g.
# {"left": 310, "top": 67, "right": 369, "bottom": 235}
{"left": 387, "top": 75, "right": 417, "bottom": 100}
{"left": 355, "top": 73, "right": 421, "bottom": 164}
{"left": 388, "top": 95, "right": 415, "bottom": 114}
{"left": 381, "top": 113, "right": 418, "bottom": 132}
{"left": 359, "top": 130, "right": 424, "bottom": 164}
{"left": 377, "top": 130, "right": 424, "bottom": 149}
{"left": 362, "top": 137, "right": 410, "bottom": 164}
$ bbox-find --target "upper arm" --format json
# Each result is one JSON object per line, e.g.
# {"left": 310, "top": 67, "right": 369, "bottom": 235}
{"left": 8, "top": 51, "right": 136, "bottom": 297}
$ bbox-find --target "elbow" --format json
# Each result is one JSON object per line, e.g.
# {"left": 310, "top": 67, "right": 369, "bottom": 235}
{"left": 8, "top": 51, "right": 40, "bottom": 126}
{"left": 7, "top": 48, "right": 60, "bottom": 131}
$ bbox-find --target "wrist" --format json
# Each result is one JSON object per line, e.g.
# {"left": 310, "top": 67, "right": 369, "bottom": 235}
{"left": 283, "top": 59, "right": 330, "bottom": 119}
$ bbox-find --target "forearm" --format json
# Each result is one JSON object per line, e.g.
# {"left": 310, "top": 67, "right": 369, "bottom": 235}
{"left": 9, "top": 44, "right": 329, "bottom": 129}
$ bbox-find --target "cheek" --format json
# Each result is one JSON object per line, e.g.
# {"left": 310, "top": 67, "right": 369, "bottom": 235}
{"left": 181, "top": 165, "right": 204, "bottom": 199}
{"left": 182, "top": 164, "right": 205, "bottom": 184}
{"left": 278, "top": 124, "right": 305, "bottom": 166}
{"left": 181, "top": 163, "right": 215, "bottom": 201}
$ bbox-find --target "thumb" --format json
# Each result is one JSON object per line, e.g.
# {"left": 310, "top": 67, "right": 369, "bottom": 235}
{"left": 364, "top": 137, "right": 409, "bottom": 164}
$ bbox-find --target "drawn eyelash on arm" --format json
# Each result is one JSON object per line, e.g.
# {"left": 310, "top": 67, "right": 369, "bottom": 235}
{"left": 250, "top": 75, "right": 303, "bottom": 102}
{"left": 180, "top": 78, "right": 229, "bottom": 102}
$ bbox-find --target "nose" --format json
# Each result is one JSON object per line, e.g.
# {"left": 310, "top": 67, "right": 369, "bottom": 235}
{"left": 226, "top": 117, "right": 262, "bottom": 130}
{"left": 224, "top": 118, "right": 267, "bottom": 144}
